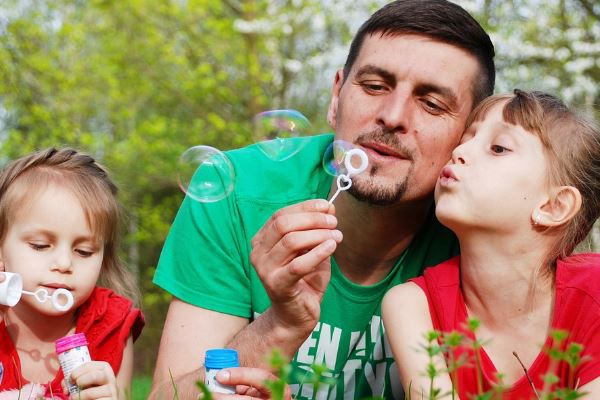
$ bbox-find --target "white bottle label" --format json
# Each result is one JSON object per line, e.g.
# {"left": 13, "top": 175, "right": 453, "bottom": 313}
{"left": 205, "top": 368, "right": 236, "bottom": 394}
{"left": 58, "top": 345, "right": 91, "bottom": 394}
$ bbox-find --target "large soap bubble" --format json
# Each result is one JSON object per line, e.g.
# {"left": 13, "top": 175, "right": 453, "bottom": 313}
{"left": 253, "top": 109, "right": 311, "bottom": 161}
{"left": 178, "top": 146, "right": 235, "bottom": 202}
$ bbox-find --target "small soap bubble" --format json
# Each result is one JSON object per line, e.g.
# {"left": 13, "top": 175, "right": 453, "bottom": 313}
{"left": 253, "top": 109, "right": 311, "bottom": 161}
{"left": 322, "top": 140, "right": 356, "bottom": 176}
{"left": 177, "top": 146, "right": 235, "bottom": 203}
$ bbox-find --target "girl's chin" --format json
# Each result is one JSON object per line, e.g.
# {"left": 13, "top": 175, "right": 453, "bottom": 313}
{"left": 435, "top": 208, "right": 465, "bottom": 230}
{"left": 13, "top": 300, "right": 74, "bottom": 317}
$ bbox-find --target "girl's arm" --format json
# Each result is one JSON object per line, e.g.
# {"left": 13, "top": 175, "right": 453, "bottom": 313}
{"left": 116, "top": 335, "right": 134, "bottom": 398}
{"left": 382, "top": 282, "right": 453, "bottom": 399}
{"left": 68, "top": 335, "right": 134, "bottom": 399}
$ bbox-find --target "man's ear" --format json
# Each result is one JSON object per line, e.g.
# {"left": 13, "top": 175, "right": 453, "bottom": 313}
{"left": 533, "top": 186, "right": 582, "bottom": 227}
{"left": 327, "top": 69, "right": 344, "bottom": 129}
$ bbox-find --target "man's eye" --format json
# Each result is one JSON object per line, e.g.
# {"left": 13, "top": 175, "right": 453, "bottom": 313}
{"left": 491, "top": 145, "right": 510, "bottom": 154}
{"left": 361, "top": 83, "right": 387, "bottom": 94}
{"left": 29, "top": 243, "right": 49, "bottom": 251}
{"left": 421, "top": 99, "right": 445, "bottom": 115}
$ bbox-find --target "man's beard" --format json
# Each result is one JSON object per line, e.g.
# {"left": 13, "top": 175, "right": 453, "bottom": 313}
{"left": 348, "top": 166, "right": 409, "bottom": 205}
{"left": 347, "top": 128, "right": 413, "bottom": 206}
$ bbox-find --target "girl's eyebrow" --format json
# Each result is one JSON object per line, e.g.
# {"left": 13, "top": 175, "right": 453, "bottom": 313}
{"left": 22, "top": 228, "right": 99, "bottom": 244}
{"left": 491, "top": 121, "right": 528, "bottom": 144}
{"left": 21, "top": 228, "right": 54, "bottom": 238}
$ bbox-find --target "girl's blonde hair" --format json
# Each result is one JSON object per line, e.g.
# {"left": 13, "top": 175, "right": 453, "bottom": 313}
{"left": 0, "top": 148, "right": 140, "bottom": 305}
{"left": 466, "top": 89, "right": 600, "bottom": 265}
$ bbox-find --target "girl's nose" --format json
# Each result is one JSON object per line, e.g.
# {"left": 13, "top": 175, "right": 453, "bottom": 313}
{"left": 451, "top": 142, "right": 468, "bottom": 165}
{"left": 51, "top": 250, "right": 73, "bottom": 273}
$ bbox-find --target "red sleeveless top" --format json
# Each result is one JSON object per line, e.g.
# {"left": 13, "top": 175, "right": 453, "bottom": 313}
{"left": 411, "top": 254, "right": 600, "bottom": 399}
{"left": 0, "top": 287, "right": 144, "bottom": 397}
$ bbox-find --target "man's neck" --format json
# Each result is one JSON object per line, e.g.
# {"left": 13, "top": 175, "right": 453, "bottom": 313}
{"left": 333, "top": 192, "right": 432, "bottom": 285}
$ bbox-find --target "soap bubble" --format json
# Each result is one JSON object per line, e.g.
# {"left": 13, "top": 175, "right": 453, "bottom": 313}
{"left": 322, "top": 140, "right": 353, "bottom": 176}
{"left": 178, "top": 146, "right": 235, "bottom": 202}
{"left": 323, "top": 140, "right": 368, "bottom": 177}
{"left": 253, "top": 109, "right": 311, "bottom": 161}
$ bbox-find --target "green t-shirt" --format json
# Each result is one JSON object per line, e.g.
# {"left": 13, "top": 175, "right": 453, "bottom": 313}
{"left": 153, "top": 133, "right": 459, "bottom": 399}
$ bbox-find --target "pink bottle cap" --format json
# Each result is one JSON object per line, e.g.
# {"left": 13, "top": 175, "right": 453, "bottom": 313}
{"left": 55, "top": 333, "right": 88, "bottom": 354}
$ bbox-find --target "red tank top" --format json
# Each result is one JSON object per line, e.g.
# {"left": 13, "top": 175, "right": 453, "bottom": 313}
{"left": 0, "top": 287, "right": 144, "bottom": 397}
{"left": 411, "top": 254, "right": 600, "bottom": 399}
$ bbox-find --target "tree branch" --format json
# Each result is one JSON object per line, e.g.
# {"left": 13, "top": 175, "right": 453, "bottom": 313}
{"left": 577, "top": 0, "right": 600, "bottom": 21}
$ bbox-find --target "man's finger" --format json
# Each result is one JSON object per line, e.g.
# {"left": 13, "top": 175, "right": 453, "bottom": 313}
{"left": 216, "top": 367, "right": 277, "bottom": 393}
{"left": 268, "top": 239, "right": 337, "bottom": 293}
{"left": 251, "top": 200, "right": 335, "bottom": 250}
{"left": 256, "top": 229, "right": 342, "bottom": 269}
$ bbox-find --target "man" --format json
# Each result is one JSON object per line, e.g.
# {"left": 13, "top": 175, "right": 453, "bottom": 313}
{"left": 151, "top": 1, "right": 495, "bottom": 398}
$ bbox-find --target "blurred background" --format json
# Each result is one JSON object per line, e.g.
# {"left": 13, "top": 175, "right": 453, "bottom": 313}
{"left": 0, "top": 0, "right": 598, "bottom": 397}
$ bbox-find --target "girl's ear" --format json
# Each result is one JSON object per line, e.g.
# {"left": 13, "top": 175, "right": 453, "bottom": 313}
{"left": 533, "top": 186, "right": 582, "bottom": 227}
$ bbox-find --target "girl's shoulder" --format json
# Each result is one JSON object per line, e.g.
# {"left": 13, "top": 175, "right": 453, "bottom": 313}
{"left": 557, "top": 253, "right": 600, "bottom": 288}
{"left": 556, "top": 253, "right": 600, "bottom": 307}
{"left": 413, "top": 255, "right": 461, "bottom": 290}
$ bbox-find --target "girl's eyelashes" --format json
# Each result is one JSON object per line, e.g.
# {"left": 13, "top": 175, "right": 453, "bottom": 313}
{"left": 29, "top": 242, "right": 49, "bottom": 251}
{"left": 491, "top": 144, "right": 511, "bottom": 154}
{"left": 27, "top": 241, "right": 98, "bottom": 257}
{"left": 75, "top": 249, "right": 95, "bottom": 257}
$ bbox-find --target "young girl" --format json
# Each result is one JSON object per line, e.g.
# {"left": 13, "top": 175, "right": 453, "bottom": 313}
{"left": 382, "top": 90, "right": 600, "bottom": 399}
{"left": 0, "top": 148, "right": 144, "bottom": 399}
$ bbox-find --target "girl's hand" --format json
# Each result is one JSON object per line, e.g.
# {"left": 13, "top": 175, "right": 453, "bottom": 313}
{"left": 68, "top": 361, "right": 119, "bottom": 400}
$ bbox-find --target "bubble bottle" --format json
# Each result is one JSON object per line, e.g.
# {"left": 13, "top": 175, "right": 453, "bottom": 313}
{"left": 55, "top": 333, "right": 92, "bottom": 394}
{"left": 204, "top": 348, "right": 239, "bottom": 394}
{"left": 0, "top": 272, "right": 23, "bottom": 306}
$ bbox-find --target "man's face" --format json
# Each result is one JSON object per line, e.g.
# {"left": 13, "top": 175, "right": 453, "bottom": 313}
{"left": 327, "top": 33, "right": 481, "bottom": 205}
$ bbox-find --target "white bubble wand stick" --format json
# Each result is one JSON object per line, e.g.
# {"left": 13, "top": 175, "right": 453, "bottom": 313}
{"left": 328, "top": 148, "right": 369, "bottom": 204}
{"left": 0, "top": 272, "right": 74, "bottom": 311}
{"left": 21, "top": 288, "right": 74, "bottom": 312}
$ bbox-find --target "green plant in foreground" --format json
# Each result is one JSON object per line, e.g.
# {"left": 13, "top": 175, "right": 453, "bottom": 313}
{"left": 413, "top": 320, "right": 588, "bottom": 400}
{"left": 193, "top": 349, "right": 339, "bottom": 400}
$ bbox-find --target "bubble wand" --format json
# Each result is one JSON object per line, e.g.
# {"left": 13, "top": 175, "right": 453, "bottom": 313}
{"left": 0, "top": 272, "right": 74, "bottom": 311}
{"left": 328, "top": 148, "right": 369, "bottom": 204}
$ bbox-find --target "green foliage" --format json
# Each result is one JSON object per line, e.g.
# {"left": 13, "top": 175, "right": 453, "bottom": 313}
{"left": 0, "top": 0, "right": 357, "bottom": 374}
{"left": 132, "top": 375, "right": 152, "bottom": 400}
{"left": 413, "top": 320, "right": 588, "bottom": 400}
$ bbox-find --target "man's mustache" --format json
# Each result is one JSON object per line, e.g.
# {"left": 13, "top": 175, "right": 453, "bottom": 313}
{"left": 355, "top": 129, "right": 414, "bottom": 161}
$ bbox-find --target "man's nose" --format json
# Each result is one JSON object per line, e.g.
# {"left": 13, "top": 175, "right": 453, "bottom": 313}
{"left": 376, "top": 89, "right": 412, "bottom": 133}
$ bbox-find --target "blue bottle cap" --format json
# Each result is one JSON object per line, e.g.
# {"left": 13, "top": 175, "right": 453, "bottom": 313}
{"left": 205, "top": 348, "right": 239, "bottom": 369}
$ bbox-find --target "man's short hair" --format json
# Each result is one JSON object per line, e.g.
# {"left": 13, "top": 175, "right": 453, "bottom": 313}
{"left": 344, "top": 0, "right": 495, "bottom": 106}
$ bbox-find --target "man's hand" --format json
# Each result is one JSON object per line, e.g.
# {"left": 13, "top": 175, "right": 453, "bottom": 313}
{"left": 250, "top": 199, "right": 342, "bottom": 338}
{"left": 68, "top": 361, "right": 119, "bottom": 399}
{"left": 211, "top": 367, "right": 291, "bottom": 400}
